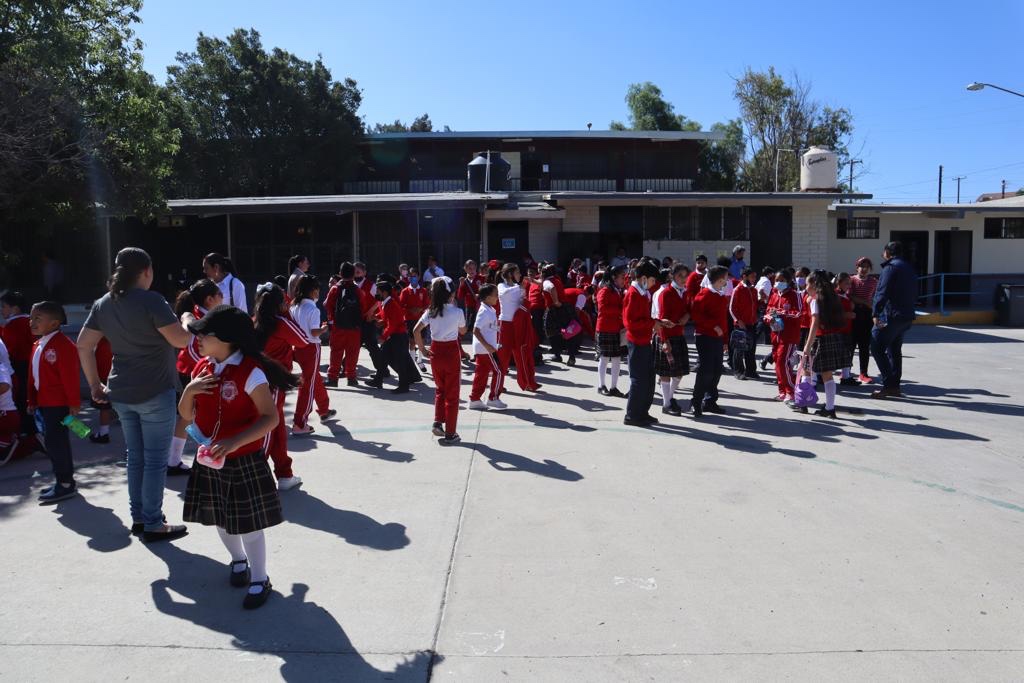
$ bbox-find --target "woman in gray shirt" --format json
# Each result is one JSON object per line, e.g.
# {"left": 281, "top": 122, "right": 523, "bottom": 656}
{"left": 78, "top": 248, "right": 192, "bottom": 543}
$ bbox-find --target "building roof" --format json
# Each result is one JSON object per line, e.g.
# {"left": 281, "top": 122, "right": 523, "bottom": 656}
{"left": 366, "top": 130, "right": 723, "bottom": 142}
{"left": 977, "top": 191, "right": 1022, "bottom": 202}
{"left": 163, "top": 192, "right": 507, "bottom": 215}
{"left": 546, "top": 191, "right": 871, "bottom": 203}
{"left": 830, "top": 199, "right": 1024, "bottom": 215}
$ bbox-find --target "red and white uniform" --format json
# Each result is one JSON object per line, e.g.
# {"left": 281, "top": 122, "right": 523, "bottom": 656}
{"left": 176, "top": 306, "right": 206, "bottom": 377}
{"left": 765, "top": 287, "right": 802, "bottom": 397}
{"left": 260, "top": 315, "right": 307, "bottom": 478}
{"left": 729, "top": 281, "right": 759, "bottom": 328}
{"left": 419, "top": 304, "right": 465, "bottom": 435}
{"left": 496, "top": 282, "right": 537, "bottom": 391}
{"left": 653, "top": 284, "right": 689, "bottom": 341}
{"left": 691, "top": 289, "right": 729, "bottom": 341}
{"left": 399, "top": 284, "right": 430, "bottom": 323}
{"left": 622, "top": 281, "right": 654, "bottom": 346}
{"left": 377, "top": 296, "right": 407, "bottom": 342}
{"left": 289, "top": 298, "right": 329, "bottom": 428}
{"left": 457, "top": 274, "right": 485, "bottom": 312}
{"left": 192, "top": 353, "right": 267, "bottom": 459}
{"left": 596, "top": 285, "right": 624, "bottom": 334}
{"left": 684, "top": 269, "right": 706, "bottom": 302}
{"left": 469, "top": 302, "right": 503, "bottom": 402}
{"left": 28, "top": 332, "right": 80, "bottom": 411}
{"left": 1, "top": 314, "right": 32, "bottom": 365}
{"left": 324, "top": 280, "right": 366, "bottom": 382}
{"left": 563, "top": 286, "right": 593, "bottom": 337}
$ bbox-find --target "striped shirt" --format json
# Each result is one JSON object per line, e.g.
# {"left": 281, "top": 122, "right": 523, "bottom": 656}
{"left": 850, "top": 274, "right": 879, "bottom": 308}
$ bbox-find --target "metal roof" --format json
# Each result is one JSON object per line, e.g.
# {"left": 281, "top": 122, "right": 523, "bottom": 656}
{"left": 164, "top": 192, "right": 507, "bottom": 215}
{"left": 829, "top": 201, "right": 1024, "bottom": 215}
{"left": 366, "top": 130, "right": 723, "bottom": 142}
{"left": 546, "top": 191, "right": 872, "bottom": 202}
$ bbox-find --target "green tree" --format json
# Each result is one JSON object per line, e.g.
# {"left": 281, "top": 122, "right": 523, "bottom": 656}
{"left": 372, "top": 113, "right": 433, "bottom": 133}
{"left": 733, "top": 67, "right": 854, "bottom": 191}
{"left": 0, "top": 0, "right": 178, "bottom": 223}
{"left": 165, "top": 28, "right": 363, "bottom": 198}
{"left": 610, "top": 82, "right": 700, "bottom": 132}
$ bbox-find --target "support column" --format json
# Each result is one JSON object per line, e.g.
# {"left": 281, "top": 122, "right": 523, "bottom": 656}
{"left": 103, "top": 216, "right": 112, "bottom": 278}
{"left": 225, "top": 214, "right": 234, "bottom": 260}
{"left": 352, "top": 211, "right": 359, "bottom": 261}
{"left": 479, "top": 209, "right": 487, "bottom": 263}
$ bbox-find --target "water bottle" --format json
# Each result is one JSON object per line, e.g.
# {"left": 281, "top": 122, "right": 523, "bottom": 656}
{"left": 61, "top": 414, "right": 92, "bottom": 439}
{"left": 184, "top": 423, "right": 212, "bottom": 446}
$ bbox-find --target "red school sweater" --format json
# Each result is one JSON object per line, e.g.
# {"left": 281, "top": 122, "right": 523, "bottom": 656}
{"left": 27, "top": 332, "right": 80, "bottom": 410}
{"left": 595, "top": 286, "right": 624, "bottom": 333}
{"left": 191, "top": 356, "right": 264, "bottom": 459}
{"left": 691, "top": 289, "right": 728, "bottom": 339}
{"left": 622, "top": 285, "right": 654, "bottom": 345}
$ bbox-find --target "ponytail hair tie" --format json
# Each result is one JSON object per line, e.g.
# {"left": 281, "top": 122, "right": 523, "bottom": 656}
{"left": 256, "top": 282, "right": 275, "bottom": 295}
{"left": 439, "top": 276, "right": 453, "bottom": 292}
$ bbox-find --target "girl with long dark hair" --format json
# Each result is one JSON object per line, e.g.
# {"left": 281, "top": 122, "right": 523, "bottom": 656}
{"left": 799, "top": 270, "right": 847, "bottom": 419}
{"left": 414, "top": 277, "right": 466, "bottom": 444}
{"left": 496, "top": 263, "right": 540, "bottom": 392}
{"left": 288, "top": 275, "right": 334, "bottom": 434}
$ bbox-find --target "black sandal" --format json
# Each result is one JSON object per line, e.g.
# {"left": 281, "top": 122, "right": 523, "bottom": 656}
{"left": 229, "top": 560, "right": 251, "bottom": 587}
{"left": 243, "top": 578, "right": 272, "bottom": 610}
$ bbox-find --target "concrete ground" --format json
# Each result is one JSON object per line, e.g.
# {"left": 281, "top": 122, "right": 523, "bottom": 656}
{"left": 1, "top": 324, "right": 1023, "bottom": 682}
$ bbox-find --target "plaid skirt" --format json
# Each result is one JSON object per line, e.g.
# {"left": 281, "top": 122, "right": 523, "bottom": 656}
{"left": 183, "top": 449, "right": 283, "bottom": 535}
{"left": 654, "top": 335, "right": 691, "bottom": 377}
{"left": 596, "top": 331, "right": 626, "bottom": 359}
{"left": 810, "top": 333, "right": 849, "bottom": 373}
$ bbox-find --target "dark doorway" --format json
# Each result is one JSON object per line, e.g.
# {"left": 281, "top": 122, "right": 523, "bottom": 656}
{"left": 889, "top": 230, "right": 929, "bottom": 274}
{"left": 488, "top": 221, "right": 530, "bottom": 266}
{"left": 557, "top": 232, "right": 643, "bottom": 270}
{"left": 521, "top": 154, "right": 547, "bottom": 191}
{"left": 934, "top": 230, "right": 972, "bottom": 307}
{"left": 748, "top": 206, "right": 793, "bottom": 271}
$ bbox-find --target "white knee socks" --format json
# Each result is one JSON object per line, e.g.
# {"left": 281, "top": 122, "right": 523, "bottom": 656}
{"left": 217, "top": 527, "right": 268, "bottom": 591}
{"left": 610, "top": 358, "right": 621, "bottom": 390}
{"left": 217, "top": 526, "right": 245, "bottom": 562}
{"left": 167, "top": 437, "right": 186, "bottom": 467}
{"left": 671, "top": 377, "right": 681, "bottom": 394}
{"left": 661, "top": 381, "right": 672, "bottom": 408}
{"left": 824, "top": 379, "right": 836, "bottom": 410}
{"left": 598, "top": 356, "right": 609, "bottom": 389}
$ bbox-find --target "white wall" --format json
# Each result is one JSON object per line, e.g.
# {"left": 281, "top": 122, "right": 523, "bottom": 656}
{"left": 528, "top": 219, "right": 561, "bottom": 262}
{"left": 792, "top": 202, "right": 829, "bottom": 268}
{"left": 642, "top": 241, "right": 739, "bottom": 264}
{"left": 562, "top": 205, "right": 600, "bottom": 232}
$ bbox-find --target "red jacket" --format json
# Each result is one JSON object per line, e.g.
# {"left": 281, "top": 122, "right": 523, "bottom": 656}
{"left": 262, "top": 314, "right": 308, "bottom": 368}
{"left": 398, "top": 285, "right": 430, "bottom": 321}
{"left": 765, "top": 289, "right": 802, "bottom": 344}
{"left": 27, "top": 332, "right": 80, "bottom": 410}
{"left": 378, "top": 297, "right": 406, "bottom": 341}
{"left": 691, "top": 289, "right": 728, "bottom": 339}
{"left": 622, "top": 285, "right": 655, "bottom": 345}
{"left": 527, "top": 281, "right": 545, "bottom": 311}
{"left": 654, "top": 286, "right": 689, "bottom": 340}
{"left": 684, "top": 269, "right": 706, "bottom": 301}
{"left": 457, "top": 274, "right": 485, "bottom": 310}
{"left": 176, "top": 306, "right": 205, "bottom": 376}
{"left": 729, "top": 282, "right": 759, "bottom": 327}
{"left": 1, "top": 315, "right": 33, "bottom": 363}
{"left": 838, "top": 292, "right": 854, "bottom": 335}
{"left": 95, "top": 337, "right": 113, "bottom": 383}
{"left": 542, "top": 276, "right": 566, "bottom": 309}
{"left": 595, "top": 286, "right": 624, "bottom": 333}
{"left": 191, "top": 356, "right": 263, "bottom": 459}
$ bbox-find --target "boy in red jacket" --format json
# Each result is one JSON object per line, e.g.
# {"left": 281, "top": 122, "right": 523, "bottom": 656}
{"left": 729, "top": 267, "right": 760, "bottom": 380}
{"left": 622, "top": 258, "right": 669, "bottom": 427}
{"left": 690, "top": 266, "right": 730, "bottom": 417}
{"left": 27, "top": 301, "right": 80, "bottom": 503}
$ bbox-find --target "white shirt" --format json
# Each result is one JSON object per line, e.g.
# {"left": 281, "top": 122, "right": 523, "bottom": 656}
{"left": 287, "top": 269, "right": 305, "bottom": 301}
{"left": 289, "top": 299, "right": 322, "bottom": 343}
{"left": 497, "top": 283, "right": 524, "bottom": 322}
{"left": 218, "top": 274, "right": 247, "bottom": 313}
{"left": 652, "top": 283, "right": 686, "bottom": 319}
{"left": 0, "top": 337, "right": 10, "bottom": 372}
{"left": 756, "top": 276, "right": 773, "bottom": 299}
{"left": 422, "top": 265, "right": 445, "bottom": 284}
{"left": 631, "top": 280, "right": 651, "bottom": 298}
{"left": 418, "top": 304, "right": 465, "bottom": 342}
{"left": 471, "top": 303, "right": 500, "bottom": 355}
{"left": 212, "top": 350, "right": 268, "bottom": 394}
{"left": 0, "top": 345, "right": 15, "bottom": 412}
{"left": 31, "top": 331, "right": 59, "bottom": 390}
{"left": 611, "top": 256, "right": 630, "bottom": 267}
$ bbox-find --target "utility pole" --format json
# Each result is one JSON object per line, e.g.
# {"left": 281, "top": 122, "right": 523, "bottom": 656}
{"left": 848, "top": 159, "right": 861, "bottom": 197}
{"left": 937, "top": 165, "right": 943, "bottom": 203}
{"left": 1002, "top": 179, "right": 1007, "bottom": 198}
{"left": 952, "top": 175, "right": 966, "bottom": 203}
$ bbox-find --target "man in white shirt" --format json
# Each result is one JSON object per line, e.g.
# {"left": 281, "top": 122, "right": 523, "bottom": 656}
{"left": 422, "top": 256, "right": 445, "bottom": 285}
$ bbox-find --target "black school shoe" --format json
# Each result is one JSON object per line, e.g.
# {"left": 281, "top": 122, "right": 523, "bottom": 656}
{"left": 662, "top": 402, "right": 682, "bottom": 416}
{"left": 440, "top": 433, "right": 461, "bottom": 445}
{"left": 38, "top": 482, "right": 77, "bottom": 505}
{"left": 89, "top": 433, "right": 110, "bottom": 444}
{"left": 606, "top": 388, "right": 627, "bottom": 399}
{"left": 142, "top": 524, "right": 188, "bottom": 543}
{"left": 167, "top": 462, "right": 191, "bottom": 476}
{"left": 689, "top": 399, "right": 703, "bottom": 418}
{"left": 230, "top": 560, "right": 251, "bottom": 587}
{"left": 347, "top": 378, "right": 359, "bottom": 387}
{"left": 703, "top": 402, "right": 727, "bottom": 415}
{"left": 623, "top": 415, "right": 658, "bottom": 427}
{"left": 566, "top": 356, "right": 576, "bottom": 367}
{"left": 324, "top": 378, "right": 339, "bottom": 388}
{"left": 130, "top": 516, "right": 167, "bottom": 536}
{"left": 839, "top": 377, "right": 861, "bottom": 387}
{"left": 319, "top": 409, "right": 338, "bottom": 420}
{"left": 431, "top": 422, "right": 444, "bottom": 437}
{"left": 366, "top": 376, "right": 384, "bottom": 389}
{"left": 243, "top": 578, "right": 272, "bottom": 610}
{"left": 598, "top": 386, "right": 609, "bottom": 396}
{"left": 814, "top": 407, "right": 838, "bottom": 419}
{"left": 391, "top": 385, "right": 410, "bottom": 395}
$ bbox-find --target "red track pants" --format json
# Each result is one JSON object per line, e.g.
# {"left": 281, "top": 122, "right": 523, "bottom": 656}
{"left": 470, "top": 352, "right": 505, "bottom": 402}
{"left": 773, "top": 341, "right": 796, "bottom": 397}
{"left": 328, "top": 328, "right": 361, "bottom": 381}
{"left": 262, "top": 389, "right": 294, "bottom": 479}
{"left": 293, "top": 343, "right": 329, "bottom": 428}
{"left": 430, "top": 340, "right": 461, "bottom": 435}
{"left": 496, "top": 309, "right": 537, "bottom": 390}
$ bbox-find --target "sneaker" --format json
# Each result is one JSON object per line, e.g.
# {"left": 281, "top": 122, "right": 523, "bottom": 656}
{"left": 324, "top": 378, "right": 339, "bottom": 388}
{"left": 776, "top": 393, "right": 788, "bottom": 401}
{"left": 0, "top": 439, "right": 19, "bottom": 466}
{"left": 142, "top": 524, "right": 188, "bottom": 543}
{"left": 277, "top": 476, "right": 303, "bottom": 491}
{"left": 871, "top": 387, "right": 902, "bottom": 399}
{"left": 468, "top": 400, "right": 486, "bottom": 410}
{"left": 166, "top": 462, "right": 191, "bottom": 476}
{"left": 319, "top": 409, "right": 338, "bottom": 421}
{"left": 243, "top": 578, "right": 273, "bottom": 610}
{"left": 858, "top": 374, "right": 873, "bottom": 384}
{"left": 734, "top": 373, "right": 746, "bottom": 381}
{"left": 814, "top": 407, "right": 837, "bottom": 419}
{"left": 347, "top": 378, "right": 359, "bottom": 387}
{"left": 291, "top": 424, "right": 314, "bottom": 436}
{"left": 670, "top": 398, "right": 682, "bottom": 413}
{"left": 441, "top": 433, "right": 461, "bottom": 445}
{"left": 39, "top": 482, "right": 76, "bottom": 504}
{"left": 366, "top": 377, "right": 384, "bottom": 389}
{"left": 839, "top": 377, "right": 860, "bottom": 387}
{"left": 784, "top": 399, "right": 796, "bottom": 408}
{"left": 89, "top": 433, "right": 110, "bottom": 444}
{"left": 486, "top": 399, "right": 508, "bottom": 410}
{"left": 229, "top": 560, "right": 251, "bottom": 587}
{"left": 623, "top": 415, "right": 656, "bottom": 427}
{"left": 431, "top": 422, "right": 444, "bottom": 437}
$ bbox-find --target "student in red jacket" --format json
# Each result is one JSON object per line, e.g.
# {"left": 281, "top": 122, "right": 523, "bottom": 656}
{"left": 764, "top": 270, "right": 802, "bottom": 401}
{"left": 833, "top": 272, "right": 859, "bottom": 386}
{"left": 653, "top": 264, "right": 691, "bottom": 415}
{"left": 1, "top": 290, "right": 38, "bottom": 445}
{"left": 729, "top": 267, "right": 761, "bottom": 380}
{"left": 371, "top": 280, "right": 422, "bottom": 393}
{"left": 496, "top": 263, "right": 540, "bottom": 392}
{"left": 28, "top": 301, "right": 80, "bottom": 503}
{"left": 414, "top": 277, "right": 467, "bottom": 444}
{"left": 88, "top": 336, "right": 114, "bottom": 445}
{"left": 525, "top": 264, "right": 546, "bottom": 365}
{"left": 289, "top": 275, "right": 334, "bottom": 435}
{"left": 684, "top": 254, "right": 709, "bottom": 302}
{"left": 457, "top": 260, "right": 485, "bottom": 344}
{"left": 595, "top": 266, "right": 627, "bottom": 397}
{"left": 324, "top": 262, "right": 366, "bottom": 387}
{"left": 799, "top": 270, "right": 848, "bottom": 419}
{"left": 399, "top": 267, "right": 431, "bottom": 373}
{"left": 690, "top": 266, "right": 730, "bottom": 417}
{"left": 622, "top": 258, "right": 667, "bottom": 427}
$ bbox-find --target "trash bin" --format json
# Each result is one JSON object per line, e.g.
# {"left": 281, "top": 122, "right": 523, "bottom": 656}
{"left": 995, "top": 284, "right": 1024, "bottom": 326}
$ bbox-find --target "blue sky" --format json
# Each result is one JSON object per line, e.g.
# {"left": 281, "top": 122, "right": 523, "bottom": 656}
{"left": 136, "top": 0, "right": 1023, "bottom": 203}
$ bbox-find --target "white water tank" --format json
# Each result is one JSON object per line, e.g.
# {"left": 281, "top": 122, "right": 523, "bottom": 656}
{"left": 800, "top": 146, "right": 839, "bottom": 191}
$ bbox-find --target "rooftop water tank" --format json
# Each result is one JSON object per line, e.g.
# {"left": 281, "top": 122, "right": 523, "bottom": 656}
{"left": 800, "top": 146, "right": 839, "bottom": 191}
{"left": 467, "top": 152, "right": 510, "bottom": 193}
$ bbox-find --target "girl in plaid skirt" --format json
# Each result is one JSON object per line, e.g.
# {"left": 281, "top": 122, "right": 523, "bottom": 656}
{"left": 799, "top": 271, "right": 847, "bottom": 419}
{"left": 179, "top": 306, "right": 299, "bottom": 609}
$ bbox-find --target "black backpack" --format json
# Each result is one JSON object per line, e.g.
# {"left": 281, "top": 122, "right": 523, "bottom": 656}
{"left": 334, "top": 284, "right": 362, "bottom": 329}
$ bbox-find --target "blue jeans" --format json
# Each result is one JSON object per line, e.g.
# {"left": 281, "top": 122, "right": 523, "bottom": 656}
{"left": 113, "top": 389, "right": 177, "bottom": 531}
{"left": 870, "top": 317, "right": 913, "bottom": 390}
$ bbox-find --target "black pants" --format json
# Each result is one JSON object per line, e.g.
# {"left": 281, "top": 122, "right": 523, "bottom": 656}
{"left": 693, "top": 336, "right": 724, "bottom": 407}
{"left": 852, "top": 309, "right": 873, "bottom": 375}
{"left": 531, "top": 309, "right": 546, "bottom": 360}
{"left": 361, "top": 321, "right": 389, "bottom": 378}
{"left": 382, "top": 333, "right": 421, "bottom": 386}
{"left": 625, "top": 340, "right": 654, "bottom": 420}
{"left": 38, "top": 406, "right": 74, "bottom": 483}
{"left": 11, "top": 360, "right": 36, "bottom": 435}
{"left": 731, "top": 333, "right": 758, "bottom": 377}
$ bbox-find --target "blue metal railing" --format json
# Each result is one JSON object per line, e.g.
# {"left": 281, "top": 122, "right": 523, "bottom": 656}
{"left": 916, "top": 272, "right": 983, "bottom": 316}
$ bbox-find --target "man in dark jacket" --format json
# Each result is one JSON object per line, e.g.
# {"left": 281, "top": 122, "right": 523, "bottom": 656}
{"left": 870, "top": 241, "right": 917, "bottom": 397}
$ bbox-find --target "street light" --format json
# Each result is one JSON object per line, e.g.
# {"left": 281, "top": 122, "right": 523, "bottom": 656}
{"left": 966, "top": 82, "right": 1024, "bottom": 98}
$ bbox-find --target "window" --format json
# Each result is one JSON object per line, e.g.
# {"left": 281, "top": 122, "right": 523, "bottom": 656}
{"left": 642, "top": 207, "right": 670, "bottom": 240}
{"left": 697, "top": 207, "right": 722, "bottom": 240}
{"left": 984, "top": 217, "right": 1024, "bottom": 239}
{"left": 670, "top": 207, "right": 696, "bottom": 240}
{"left": 837, "top": 217, "right": 880, "bottom": 239}
{"left": 723, "top": 207, "right": 748, "bottom": 240}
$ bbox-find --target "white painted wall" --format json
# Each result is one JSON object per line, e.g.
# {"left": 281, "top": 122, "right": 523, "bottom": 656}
{"left": 562, "top": 205, "right": 600, "bottom": 232}
{"left": 528, "top": 219, "right": 561, "bottom": 262}
{"left": 642, "top": 241, "right": 739, "bottom": 264}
